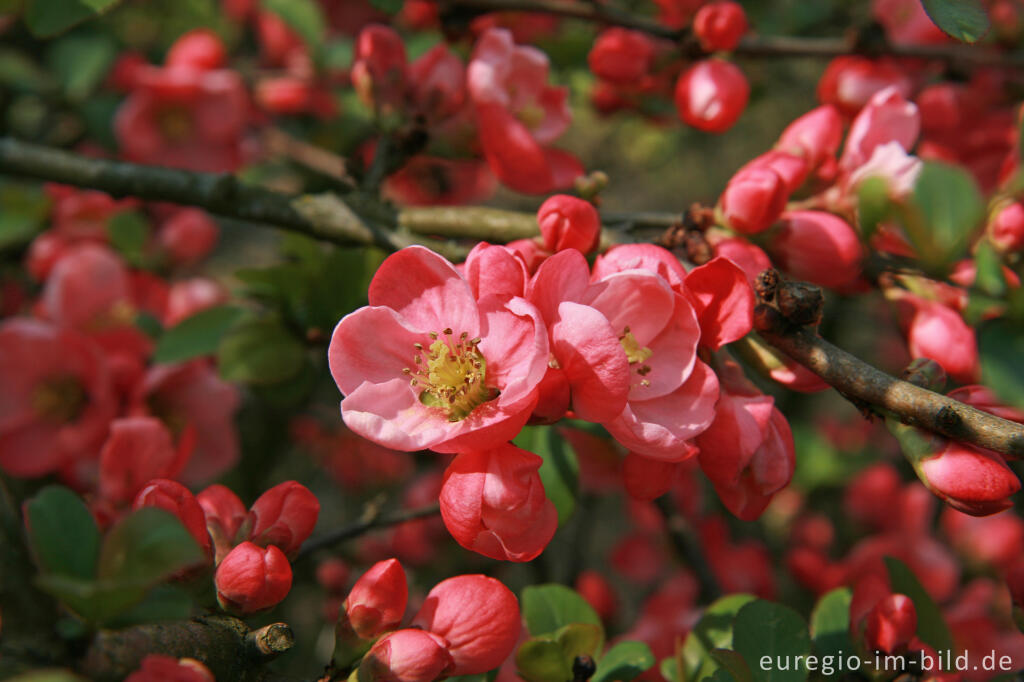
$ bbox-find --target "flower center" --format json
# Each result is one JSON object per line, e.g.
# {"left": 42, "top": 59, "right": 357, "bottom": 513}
{"left": 405, "top": 329, "right": 497, "bottom": 421}
{"left": 32, "top": 376, "right": 88, "bottom": 424}
{"left": 159, "top": 107, "right": 192, "bottom": 142}
{"left": 619, "top": 327, "right": 653, "bottom": 388}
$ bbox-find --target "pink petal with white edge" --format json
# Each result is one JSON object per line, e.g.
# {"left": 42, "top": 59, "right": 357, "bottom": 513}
{"left": 585, "top": 270, "right": 674, "bottom": 346}
{"left": 527, "top": 249, "right": 591, "bottom": 323}
{"left": 368, "top": 246, "right": 480, "bottom": 338}
{"left": 329, "top": 306, "right": 428, "bottom": 395}
{"left": 552, "top": 301, "right": 630, "bottom": 423}
{"left": 605, "top": 359, "right": 719, "bottom": 460}
{"left": 632, "top": 293, "right": 700, "bottom": 400}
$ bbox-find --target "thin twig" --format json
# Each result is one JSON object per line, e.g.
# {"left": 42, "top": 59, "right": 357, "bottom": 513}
{"left": 445, "top": 0, "right": 1024, "bottom": 68}
{"left": 296, "top": 503, "right": 441, "bottom": 560}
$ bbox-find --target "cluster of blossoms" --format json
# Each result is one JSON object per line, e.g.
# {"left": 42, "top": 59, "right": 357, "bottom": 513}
{"left": 329, "top": 192, "right": 804, "bottom": 560}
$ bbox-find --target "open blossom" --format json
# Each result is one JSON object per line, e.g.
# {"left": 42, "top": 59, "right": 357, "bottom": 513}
{"left": 98, "top": 417, "right": 185, "bottom": 505}
{"left": 0, "top": 318, "right": 115, "bottom": 477}
{"left": 468, "top": 28, "right": 581, "bottom": 194}
{"left": 330, "top": 246, "right": 548, "bottom": 453}
{"left": 439, "top": 443, "right": 558, "bottom": 561}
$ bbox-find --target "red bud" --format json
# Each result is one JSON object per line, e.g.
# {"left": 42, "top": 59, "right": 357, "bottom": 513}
{"left": 346, "top": 558, "right": 408, "bottom": 639}
{"left": 215, "top": 541, "right": 292, "bottom": 614}
{"left": 133, "top": 479, "right": 212, "bottom": 561}
{"left": 358, "top": 629, "right": 455, "bottom": 682}
{"left": 247, "top": 480, "right": 320, "bottom": 557}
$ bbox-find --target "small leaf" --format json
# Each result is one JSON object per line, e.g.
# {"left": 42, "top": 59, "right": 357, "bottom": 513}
{"left": 97, "top": 507, "right": 204, "bottom": 585}
{"left": 556, "top": 623, "right": 604, "bottom": 660}
{"left": 154, "top": 305, "right": 245, "bottom": 364}
{"left": 105, "top": 211, "right": 150, "bottom": 266}
{"left": 660, "top": 657, "right": 682, "bottom": 682}
{"left": 368, "top": 0, "right": 402, "bottom": 13}
{"left": 46, "top": 34, "right": 117, "bottom": 101}
{"left": 979, "top": 318, "right": 1024, "bottom": 408}
{"left": 709, "top": 650, "right": 753, "bottom": 682}
{"left": 973, "top": 240, "right": 1007, "bottom": 297}
{"left": 217, "top": 315, "right": 307, "bottom": 385}
{"left": 911, "top": 161, "right": 985, "bottom": 267}
{"left": 522, "top": 584, "right": 603, "bottom": 638}
{"left": 884, "top": 557, "right": 954, "bottom": 653}
{"left": 921, "top": 0, "right": 990, "bottom": 43}
{"left": 517, "top": 638, "right": 572, "bottom": 682}
{"left": 682, "top": 593, "right": 757, "bottom": 682}
{"left": 733, "top": 600, "right": 812, "bottom": 682}
{"left": 260, "top": 0, "right": 325, "bottom": 50}
{"left": 809, "top": 588, "right": 855, "bottom": 677}
{"left": 25, "top": 0, "right": 124, "bottom": 37}
{"left": 856, "top": 175, "right": 891, "bottom": 243}
{"left": 24, "top": 486, "right": 100, "bottom": 581}
{"left": 594, "top": 641, "right": 656, "bottom": 682}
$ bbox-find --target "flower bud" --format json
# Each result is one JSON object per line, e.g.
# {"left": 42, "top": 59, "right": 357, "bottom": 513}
{"left": 352, "top": 24, "right": 407, "bottom": 109}
{"left": 100, "top": 417, "right": 182, "bottom": 505}
{"left": 769, "top": 211, "right": 863, "bottom": 289}
{"left": 739, "top": 150, "right": 809, "bottom": 194}
{"left": 588, "top": 28, "right": 654, "bottom": 84}
{"left": 158, "top": 209, "right": 218, "bottom": 268}
{"left": 215, "top": 541, "right": 292, "bottom": 613}
{"left": 197, "top": 484, "right": 248, "bottom": 561}
{"left": 412, "top": 575, "right": 520, "bottom": 675}
{"left": 989, "top": 201, "right": 1024, "bottom": 253}
{"left": 674, "top": 59, "right": 749, "bottom": 133}
{"left": 898, "top": 294, "right": 979, "bottom": 384}
{"left": 915, "top": 442, "right": 1020, "bottom": 516}
{"left": 575, "top": 570, "right": 618, "bottom": 622}
{"left": 816, "top": 56, "right": 912, "bottom": 116}
{"left": 693, "top": 2, "right": 748, "bottom": 51}
{"left": 165, "top": 29, "right": 226, "bottom": 71}
{"left": 537, "top": 194, "right": 601, "bottom": 254}
{"left": 776, "top": 105, "right": 843, "bottom": 168}
{"left": 839, "top": 86, "right": 920, "bottom": 172}
{"left": 345, "top": 558, "right": 409, "bottom": 639}
{"left": 125, "top": 654, "right": 214, "bottom": 682}
{"left": 247, "top": 480, "right": 320, "bottom": 557}
{"left": 864, "top": 594, "right": 917, "bottom": 654}
{"left": 357, "top": 629, "right": 454, "bottom": 682}
{"left": 719, "top": 167, "right": 789, "bottom": 234}
{"left": 439, "top": 444, "right": 558, "bottom": 562}
{"left": 133, "top": 479, "right": 213, "bottom": 561}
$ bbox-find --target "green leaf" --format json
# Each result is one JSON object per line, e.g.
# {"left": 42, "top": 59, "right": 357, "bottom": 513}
{"left": 154, "top": 305, "right": 245, "bottom": 364}
{"left": 594, "top": 641, "right": 656, "bottom": 682}
{"left": 921, "top": 0, "right": 990, "bottom": 42}
{"left": 884, "top": 557, "right": 953, "bottom": 653}
{"left": 856, "top": 176, "right": 892, "bottom": 243}
{"left": 911, "top": 161, "right": 985, "bottom": 267}
{"left": 522, "top": 584, "right": 603, "bottom": 638}
{"left": 368, "top": 0, "right": 402, "bottom": 13}
{"left": 36, "top": 573, "right": 145, "bottom": 623}
{"left": 24, "top": 486, "right": 100, "bottom": 581}
{"left": 660, "top": 657, "right": 682, "bottom": 682}
{"left": 260, "top": 0, "right": 325, "bottom": 50}
{"left": 515, "top": 426, "right": 579, "bottom": 524}
{"left": 25, "top": 0, "right": 124, "bottom": 37}
{"left": 105, "top": 211, "right": 150, "bottom": 266}
{"left": 682, "top": 594, "right": 757, "bottom": 682}
{"left": 3, "top": 669, "right": 88, "bottom": 682}
{"left": 556, "top": 623, "right": 604, "bottom": 660}
{"left": 979, "top": 318, "right": 1024, "bottom": 408}
{"left": 0, "top": 182, "right": 51, "bottom": 250}
{"left": 709, "top": 650, "right": 753, "bottom": 682}
{"left": 733, "top": 600, "right": 812, "bottom": 682}
{"left": 0, "top": 48, "right": 57, "bottom": 93}
{"left": 973, "top": 240, "right": 1007, "bottom": 297}
{"left": 105, "top": 585, "right": 193, "bottom": 628}
{"left": 809, "top": 588, "right": 855, "bottom": 675}
{"left": 97, "top": 507, "right": 204, "bottom": 585}
{"left": 217, "top": 315, "right": 307, "bottom": 385}
{"left": 46, "top": 34, "right": 117, "bottom": 101}
{"left": 517, "top": 638, "right": 572, "bottom": 682}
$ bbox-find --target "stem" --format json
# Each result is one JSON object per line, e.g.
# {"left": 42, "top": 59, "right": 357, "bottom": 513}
{"left": 445, "top": 0, "right": 1024, "bottom": 68}
{"left": 654, "top": 496, "right": 721, "bottom": 603}
{"left": 755, "top": 312, "right": 1024, "bottom": 460}
{"left": 296, "top": 504, "right": 441, "bottom": 560}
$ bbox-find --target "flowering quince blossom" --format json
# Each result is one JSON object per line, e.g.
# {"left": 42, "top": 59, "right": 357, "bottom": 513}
{"left": 329, "top": 246, "right": 548, "bottom": 453}
{"left": 344, "top": 557, "right": 409, "bottom": 638}
{"left": 0, "top": 318, "right": 115, "bottom": 477}
{"left": 468, "top": 28, "right": 582, "bottom": 194}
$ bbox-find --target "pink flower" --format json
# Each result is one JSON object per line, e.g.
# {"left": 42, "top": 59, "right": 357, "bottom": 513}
{"left": 587, "top": 268, "right": 717, "bottom": 460}
{"left": 329, "top": 246, "right": 548, "bottom": 453}
{"left": 359, "top": 629, "right": 455, "bottom": 682}
{"left": 468, "top": 28, "right": 580, "bottom": 194}
{"left": 439, "top": 443, "right": 558, "bottom": 562}
{"left": 158, "top": 208, "right": 219, "bottom": 268}
{"left": 345, "top": 558, "right": 408, "bottom": 639}
{"left": 131, "top": 361, "right": 240, "bottom": 484}
{"left": 696, "top": 362, "right": 795, "bottom": 520}
{"left": 840, "top": 86, "right": 920, "bottom": 172}
{"left": 817, "top": 56, "right": 913, "bottom": 116}
{"left": 588, "top": 28, "right": 655, "bottom": 85}
{"left": 164, "top": 278, "right": 228, "bottom": 327}
{"left": 408, "top": 44, "right": 466, "bottom": 120}
{"left": 247, "top": 481, "right": 320, "bottom": 558}
{"left": 352, "top": 24, "right": 407, "bottom": 110}
{"left": 917, "top": 442, "right": 1020, "bottom": 516}
{"left": 718, "top": 166, "right": 789, "bottom": 234}
{"left": 412, "top": 574, "right": 520, "bottom": 675}
{"left": 383, "top": 157, "right": 496, "bottom": 207}
{"left": 98, "top": 417, "right": 185, "bottom": 505}
{"left": 198, "top": 484, "right": 248, "bottom": 563}
{"left": 897, "top": 294, "right": 980, "bottom": 383}
{"left": 462, "top": 242, "right": 529, "bottom": 301}
{"left": 134, "top": 479, "right": 213, "bottom": 562}
{"left": 693, "top": 2, "right": 748, "bottom": 51}
{"left": 125, "top": 655, "right": 214, "bottom": 682}
{"left": 674, "top": 59, "right": 749, "bottom": 133}
{"left": 682, "top": 256, "right": 755, "bottom": 350}
{"left": 776, "top": 105, "right": 844, "bottom": 169}
{"left": 0, "top": 318, "right": 114, "bottom": 477}
{"left": 537, "top": 194, "right": 601, "bottom": 254}
{"left": 845, "top": 141, "right": 923, "bottom": 200}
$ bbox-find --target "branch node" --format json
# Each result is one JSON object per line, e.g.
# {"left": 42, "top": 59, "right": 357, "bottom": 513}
{"left": 246, "top": 623, "right": 294, "bottom": 660}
